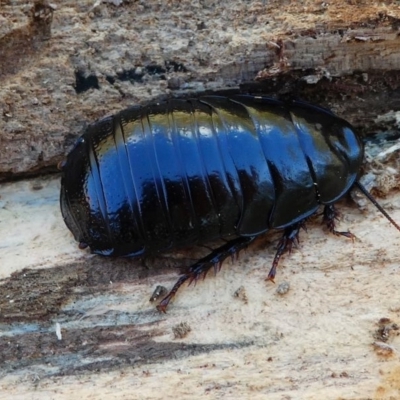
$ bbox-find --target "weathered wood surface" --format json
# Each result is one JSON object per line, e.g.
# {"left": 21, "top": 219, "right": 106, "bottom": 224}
{"left": 1, "top": 1, "right": 400, "bottom": 399}
{"left": 1, "top": 177, "right": 400, "bottom": 399}
{"left": 1, "top": 1, "right": 400, "bottom": 178}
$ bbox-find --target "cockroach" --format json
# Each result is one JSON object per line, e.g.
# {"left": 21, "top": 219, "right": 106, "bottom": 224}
{"left": 59, "top": 95, "right": 400, "bottom": 312}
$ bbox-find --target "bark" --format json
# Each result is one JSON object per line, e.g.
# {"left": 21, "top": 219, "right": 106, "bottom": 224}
{"left": 1, "top": 0, "right": 400, "bottom": 178}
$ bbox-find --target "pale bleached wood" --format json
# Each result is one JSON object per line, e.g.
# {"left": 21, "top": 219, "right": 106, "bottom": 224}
{"left": 0, "top": 175, "right": 400, "bottom": 399}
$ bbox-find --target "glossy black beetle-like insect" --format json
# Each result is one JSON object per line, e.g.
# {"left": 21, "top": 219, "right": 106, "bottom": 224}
{"left": 60, "top": 95, "right": 400, "bottom": 312}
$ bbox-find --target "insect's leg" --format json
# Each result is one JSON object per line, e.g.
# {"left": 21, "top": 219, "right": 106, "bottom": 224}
{"left": 266, "top": 221, "right": 305, "bottom": 283}
{"left": 156, "top": 236, "right": 256, "bottom": 313}
{"left": 323, "top": 204, "right": 355, "bottom": 239}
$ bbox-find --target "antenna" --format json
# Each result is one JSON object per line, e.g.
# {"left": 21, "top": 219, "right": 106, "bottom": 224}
{"left": 354, "top": 181, "right": 400, "bottom": 232}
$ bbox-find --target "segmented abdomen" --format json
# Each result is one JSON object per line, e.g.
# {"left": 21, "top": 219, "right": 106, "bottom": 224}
{"left": 60, "top": 95, "right": 363, "bottom": 257}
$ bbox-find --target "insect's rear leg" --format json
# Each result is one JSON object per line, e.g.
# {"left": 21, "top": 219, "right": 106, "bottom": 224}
{"left": 323, "top": 204, "right": 355, "bottom": 240}
{"left": 266, "top": 221, "right": 305, "bottom": 282}
{"left": 156, "top": 236, "right": 256, "bottom": 313}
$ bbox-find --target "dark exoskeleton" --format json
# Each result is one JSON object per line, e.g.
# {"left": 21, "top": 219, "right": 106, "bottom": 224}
{"left": 60, "top": 95, "right": 400, "bottom": 312}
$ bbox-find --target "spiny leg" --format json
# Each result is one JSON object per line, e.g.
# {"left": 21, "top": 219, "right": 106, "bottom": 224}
{"left": 267, "top": 206, "right": 355, "bottom": 283}
{"left": 266, "top": 221, "right": 305, "bottom": 283}
{"left": 323, "top": 204, "right": 355, "bottom": 239}
{"left": 156, "top": 236, "right": 256, "bottom": 313}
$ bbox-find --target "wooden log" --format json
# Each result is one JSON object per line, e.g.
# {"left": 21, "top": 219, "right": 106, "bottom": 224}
{"left": 1, "top": 1, "right": 400, "bottom": 399}
{"left": 1, "top": 177, "right": 400, "bottom": 399}
{"left": 1, "top": 1, "right": 400, "bottom": 177}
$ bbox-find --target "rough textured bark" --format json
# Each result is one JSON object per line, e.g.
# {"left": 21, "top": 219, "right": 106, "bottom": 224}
{"left": 1, "top": 1, "right": 400, "bottom": 399}
{"left": 1, "top": 0, "right": 400, "bottom": 178}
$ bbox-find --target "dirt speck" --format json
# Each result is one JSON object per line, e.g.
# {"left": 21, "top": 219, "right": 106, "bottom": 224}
{"left": 172, "top": 322, "right": 192, "bottom": 339}
{"left": 234, "top": 285, "right": 248, "bottom": 304}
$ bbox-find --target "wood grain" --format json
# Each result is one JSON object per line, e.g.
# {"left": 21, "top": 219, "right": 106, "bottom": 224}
{"left": 0, "top": 177, "right": 399, "bottom": 399}
{"left": 1, "top": 1, "right": 400, "bottom": 399}
{"left": 1, "top": 1, "right": 400, "bottom": 178}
